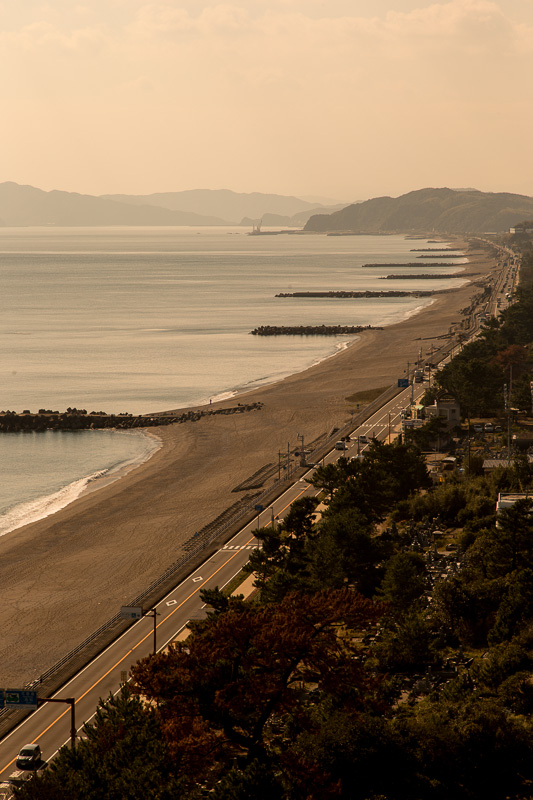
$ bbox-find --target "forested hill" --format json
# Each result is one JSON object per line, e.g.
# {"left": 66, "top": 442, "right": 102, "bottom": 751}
{"left": 304, "top": 187, "right": 533, "bottom": 234}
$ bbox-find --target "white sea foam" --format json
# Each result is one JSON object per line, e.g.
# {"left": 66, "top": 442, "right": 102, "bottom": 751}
{"left": 0, "top": 429, "right": 161, "bottom": 539}
{"left": 0, "top": 472, "right": 103, "bottom": 538}
{"left": 206, "top": 390, "right": 239, "bottom": 404}
{"left": 0, "top": 228, "right": 469, "bottom": 535}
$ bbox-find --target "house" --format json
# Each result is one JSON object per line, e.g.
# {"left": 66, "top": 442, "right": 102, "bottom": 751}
{"left": 424, "top": 391, "right": 461, "bottom": 430}
{"left": 495, "top": 492, "right": 533, "bottom": 526}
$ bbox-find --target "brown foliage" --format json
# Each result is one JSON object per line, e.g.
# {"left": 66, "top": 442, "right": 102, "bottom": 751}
{"left": 130, "top": 590, "right": 383, "bottom": 779}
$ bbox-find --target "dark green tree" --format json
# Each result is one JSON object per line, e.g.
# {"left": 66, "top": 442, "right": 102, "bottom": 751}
{"left": 493, "top": 497, "right": 533, "bottom": 573}
{"left": 378, "top": 551, "right": 427, "bottom": 613}
{"left": 16, "top": 687, "right": 188, "bottom": 800}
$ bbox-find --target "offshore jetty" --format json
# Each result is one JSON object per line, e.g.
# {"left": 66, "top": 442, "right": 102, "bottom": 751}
{"left": 275, "top": 289, "right": 448, "bottom": 298}
{"left": 0, "top": 403, "right": 264, "bottom": 433}
{"left": 251, "top": 324, "right": 381, "bottom": 336}
{"left": 380, "top": 272, "right": 478, "bottom": 280}
{"left": 417, "top": 253, "right": 464, "bottom": 258}
{"left": 361, "top": 262, "right": 462, "bottom": 268}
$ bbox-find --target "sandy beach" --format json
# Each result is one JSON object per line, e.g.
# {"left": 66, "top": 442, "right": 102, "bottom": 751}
{"left": 0, "top": 239, "right": 498, "bottom": 684}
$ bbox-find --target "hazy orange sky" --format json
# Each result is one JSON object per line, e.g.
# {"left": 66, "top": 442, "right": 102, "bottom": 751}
{"left": 3, "top": 0, "right": 533, "bottom": 201}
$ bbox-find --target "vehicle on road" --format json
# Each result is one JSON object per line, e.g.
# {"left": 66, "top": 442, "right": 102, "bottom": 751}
{"left": 334, "top": 440, "right": 347, "bottom": 451}
{"left": 484, "top": 423, "right": 494, "bottom": 433}
{"left": 473, "top": 424, "right": 484, "bottom": 434}
{"left": 358, "top": 434, "right": 368, "bottom": 443}
{"left": 16, "top": 744, "right": 41, "bottom": 770}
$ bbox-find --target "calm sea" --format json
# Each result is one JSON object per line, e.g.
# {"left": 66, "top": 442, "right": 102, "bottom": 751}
{"left": 0, "top": 226, "right": 467, "bottom": 535}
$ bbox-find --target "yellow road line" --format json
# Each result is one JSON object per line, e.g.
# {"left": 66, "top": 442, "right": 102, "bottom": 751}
{"left": 1, "top": 539, "right": 254, "bottom": 774}
{"left": 274, "top": 485, "right": 309, "bottom": 519}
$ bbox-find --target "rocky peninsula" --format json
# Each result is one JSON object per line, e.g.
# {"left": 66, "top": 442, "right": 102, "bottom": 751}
{"left": 0, "top": 403, "right": 263, "bottom": 433}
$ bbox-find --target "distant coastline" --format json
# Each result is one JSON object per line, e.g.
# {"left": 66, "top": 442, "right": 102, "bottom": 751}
{"left": 0, "top": 236, "right": 498, "bottom": 685}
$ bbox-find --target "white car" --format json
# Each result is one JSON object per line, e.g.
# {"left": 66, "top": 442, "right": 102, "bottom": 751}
{"left": 334, "top": 440, "right": 347, "bottom": 451}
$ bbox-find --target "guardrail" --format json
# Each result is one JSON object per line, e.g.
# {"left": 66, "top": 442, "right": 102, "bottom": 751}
{"left": 0, "top": 379, "right": 422, "bottom": 740}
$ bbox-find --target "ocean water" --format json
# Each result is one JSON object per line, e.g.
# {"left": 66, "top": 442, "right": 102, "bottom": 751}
{"left": 0, "top": 227, "right": 468, "bottom": 535}
{"left": 0, "top": 429, "right": 160, "bottom": 536}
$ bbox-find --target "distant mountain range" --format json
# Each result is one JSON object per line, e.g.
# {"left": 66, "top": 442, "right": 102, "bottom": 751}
{"left": 103, "top": 189, "right": 341, "bottom": 225}
{"left": 0, "top": 183, "right": 341, "bottom": 227}
{"left": 2, "top": 183, "right": 531, "bottom": 232}
{"left": 304, "top": 188, "right": 533, "bottom": 234}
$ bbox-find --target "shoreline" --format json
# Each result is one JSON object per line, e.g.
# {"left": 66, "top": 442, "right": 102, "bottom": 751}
{"left": 178, "top": 296, "right": 439, "bottom": 412}
{"left": 0, "top": 429, "right": 162, "bottom": 540}
{"left": 0, "top": 237, "right": 498, "bottom": 684}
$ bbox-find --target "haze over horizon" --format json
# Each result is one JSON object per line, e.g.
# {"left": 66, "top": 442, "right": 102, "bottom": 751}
{"left": 3, "top": 0, "right": 533, "bottom": 201}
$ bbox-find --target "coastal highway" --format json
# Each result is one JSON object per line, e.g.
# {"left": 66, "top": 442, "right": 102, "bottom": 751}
{"left": 0, "top": 379, "right": 429, "bottom": 779}
{"left": 0, "top": 245, "right": 515, "bottom": 778}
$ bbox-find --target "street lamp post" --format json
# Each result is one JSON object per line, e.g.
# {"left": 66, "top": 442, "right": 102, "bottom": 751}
{"left": 120, "top": 605, "right": 159, "bottom": 655}
{"left": 39, "top": 697, "right": 77, "bottom": 749}
{"left": 145, "top": 608, "right": 159, "bottom": 655}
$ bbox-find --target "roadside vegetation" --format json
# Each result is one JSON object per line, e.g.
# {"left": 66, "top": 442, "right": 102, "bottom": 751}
{"left": 16, "top": 244, "right": 533, "bottom": 800}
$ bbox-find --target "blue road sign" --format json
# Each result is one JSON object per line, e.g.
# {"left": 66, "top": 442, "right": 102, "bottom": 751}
{"left": 4, "top": 689, "right": 39, "bottom": 709}
{"left": 254, "top": 504, "right": 264, "bottom": 512}
{"left": 120, "top": 606, "right": 143, "bottom": 620}
{"left": 398, "top": 378, "right": 409, "bottom": 388}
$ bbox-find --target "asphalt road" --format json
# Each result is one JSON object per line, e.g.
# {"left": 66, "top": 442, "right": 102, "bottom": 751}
{"left": 0, "top": 376, "right": 432, "bottom": 779}
{"left": 0, "top": 242, "right": 520, "bottom": 780}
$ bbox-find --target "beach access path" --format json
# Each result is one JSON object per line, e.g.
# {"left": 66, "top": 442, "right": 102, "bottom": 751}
{"left": 0, "top": 239, "right": 499, "bottom": 685}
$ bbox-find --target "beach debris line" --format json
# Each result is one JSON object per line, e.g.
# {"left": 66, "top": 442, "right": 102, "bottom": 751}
{"left": 0, "top": 402, "right": 264, "bottom": 433}
{"left": 251, "top": 324, "right": 382, "bottom": 336}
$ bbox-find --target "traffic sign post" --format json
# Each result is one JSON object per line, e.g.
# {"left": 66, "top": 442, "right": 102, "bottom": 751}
{"left": 120, "top": 606, "right": 159, "bottom": 654}
{"left": 3, "top": 690, "right": 39, "bottom": 710}
{"left": 120, "top": 606, "right": 143, "bottom": 620}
